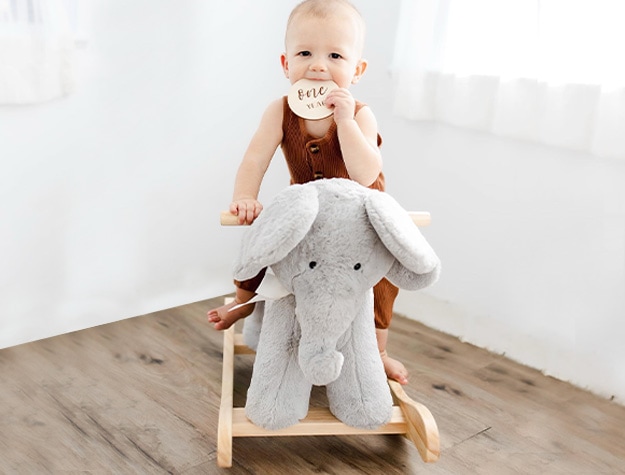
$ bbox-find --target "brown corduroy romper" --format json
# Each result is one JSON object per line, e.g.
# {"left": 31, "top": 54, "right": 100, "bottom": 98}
{"left": 235, "top": 97, "right": 399, "bottom": 329}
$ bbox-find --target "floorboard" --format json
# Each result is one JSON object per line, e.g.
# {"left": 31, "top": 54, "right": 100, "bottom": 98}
{"left": 1, "top": 296, "right": 624, "bottom": 474}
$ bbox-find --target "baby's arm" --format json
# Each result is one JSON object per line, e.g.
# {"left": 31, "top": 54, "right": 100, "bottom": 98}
{"left": 230, "top": 98, "right": 284, "bottom": 224}
{"left": 326, "top": 89, "right": 382, "bottom": 187}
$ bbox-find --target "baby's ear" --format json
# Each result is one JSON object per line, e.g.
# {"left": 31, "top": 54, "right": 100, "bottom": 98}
{"left": 352, "top": 59, "right": 368, "bottom": 84}
{"left": 281, "top": 53, "right": 289, "bottom": 78}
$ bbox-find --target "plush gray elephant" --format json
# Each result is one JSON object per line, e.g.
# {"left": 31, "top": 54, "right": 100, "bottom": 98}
{"left": 233, "top": 178, "right": 440, "bottom": 431}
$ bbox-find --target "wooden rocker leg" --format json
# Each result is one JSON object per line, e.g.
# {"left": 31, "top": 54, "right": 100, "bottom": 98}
{"left": 388, "top": 379, "right": 440, "bottom": 462}
{"left": 217, "top": 326, "right": 235, "bottom": 468}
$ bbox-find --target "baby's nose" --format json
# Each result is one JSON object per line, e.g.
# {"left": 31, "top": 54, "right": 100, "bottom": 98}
{"left": 310, "top": 61, "right": 327, "bottom": 71}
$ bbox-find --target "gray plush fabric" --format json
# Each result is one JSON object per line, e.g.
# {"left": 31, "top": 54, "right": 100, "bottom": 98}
{"left": 234, "top": 178, "right": 441, "bottom": 430}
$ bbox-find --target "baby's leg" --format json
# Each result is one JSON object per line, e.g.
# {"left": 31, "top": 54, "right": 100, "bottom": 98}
{"left": 208, "top": 269, "right": 266, "bottom": 330}
{"left": 373, "top": 279, "right": 408, "bottom": 384}
{"left": 376, "top": 328, "right": 409, "bottom": 385}
{"left": 207, "top": 287, "right": 256, "bottom": 330}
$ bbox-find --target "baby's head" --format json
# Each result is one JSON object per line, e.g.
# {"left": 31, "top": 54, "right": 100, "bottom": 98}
{"left": 286, "top": 0, "right": 366, "bottom": 55}
{"left": 281, "top": 0, "right": 368, "bottom": 88}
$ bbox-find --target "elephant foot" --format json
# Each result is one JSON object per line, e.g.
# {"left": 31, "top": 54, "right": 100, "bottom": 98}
{"left": 245, "top": 394, "right": 310, "bottom": 431}
{"left": 328, "top": 389, "right": 393, "bottom": 430}
{"left": 326, "top": 361, "right": 394, "bottom": 430}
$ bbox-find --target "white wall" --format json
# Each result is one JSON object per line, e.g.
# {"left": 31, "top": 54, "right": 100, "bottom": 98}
{"left": 358, "top": 2, "right": 625, "bottom": 403}
{"left": 0, "top": 0, "right": 292, "bottom": 347}
{"left": 1, "top": 1, "right": 623, "bottom": 403}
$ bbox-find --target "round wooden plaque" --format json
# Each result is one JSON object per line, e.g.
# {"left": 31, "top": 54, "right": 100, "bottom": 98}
{"left": 287, "top": 78, "right": 339, "bottom": 120}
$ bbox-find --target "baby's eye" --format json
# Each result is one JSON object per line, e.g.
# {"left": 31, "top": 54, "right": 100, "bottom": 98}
{"left": 330, "top": 52, "right": 342, "bottom": 59}
{"left": 298, "top": 50, "right": 311, "bottom": 57}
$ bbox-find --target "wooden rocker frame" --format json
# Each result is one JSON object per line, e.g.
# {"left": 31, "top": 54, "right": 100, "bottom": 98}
{"left": 216, "top": 210, "right": 440, "bottom": 468}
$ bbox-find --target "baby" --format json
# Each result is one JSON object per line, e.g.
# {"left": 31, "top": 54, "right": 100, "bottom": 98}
{"left": 208, "top": 0, "right": 408, "bottom": 385}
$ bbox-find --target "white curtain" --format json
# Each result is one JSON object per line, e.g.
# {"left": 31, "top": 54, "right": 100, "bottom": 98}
{"left": 0, "top": 0, "right": 85, "bottom": 104}
{"left": 392, "top": 0, "right": 625, "bottom": 160}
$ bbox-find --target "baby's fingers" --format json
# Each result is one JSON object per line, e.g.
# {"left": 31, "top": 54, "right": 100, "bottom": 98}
{"left": 231, "top": 201, "right": 262, "bottom": 225}
{"left": 244, "top": 205, "right": 257, "bottom": 225}
{"left": 251, "top": 202, "right": 263, "bottom": 223}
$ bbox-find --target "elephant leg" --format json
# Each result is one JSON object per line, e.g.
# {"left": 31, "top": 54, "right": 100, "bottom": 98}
{"left": 242, "top": 301, "right": 264, "bottom": 351}
{"left": 245, "top": 296, "right": 312, "bottom": 430}
{"left": 326, "top": 292, "right": 393, "bottom": 430}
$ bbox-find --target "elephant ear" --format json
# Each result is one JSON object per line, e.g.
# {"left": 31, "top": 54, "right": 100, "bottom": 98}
{"left": 365, "top": 191, "right": 441, "bottom": 290}
{"left": 233, "top": 184, "right": 319, "bottom": 281}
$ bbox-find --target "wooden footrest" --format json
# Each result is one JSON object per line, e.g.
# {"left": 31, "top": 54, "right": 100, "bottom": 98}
{"left": 232, "top": 406, "right": 408, "bottom": 437}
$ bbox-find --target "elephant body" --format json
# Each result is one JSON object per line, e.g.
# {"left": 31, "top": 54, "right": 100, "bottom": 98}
{"left": 234, "top": 178, "right": 440, "bottom": 431}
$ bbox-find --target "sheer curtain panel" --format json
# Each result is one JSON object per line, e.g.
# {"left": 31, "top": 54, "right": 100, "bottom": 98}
{"left": 0, "top": 0, "right": 81, "bottom": 104}
{"left": 392, "top": 0, "right": 625, "bottom": 160}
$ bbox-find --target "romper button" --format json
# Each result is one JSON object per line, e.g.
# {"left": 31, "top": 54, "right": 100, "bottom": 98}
{"left": 309, "top": 144, "right": 320, "bottom": 153}
{"left": 314, "top": 171, "right": 323, "bottom": 179}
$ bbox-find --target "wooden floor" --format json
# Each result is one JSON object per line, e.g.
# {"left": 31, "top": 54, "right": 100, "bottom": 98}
{"left": 2, "top": 297, "right": 624, "bottom": 474}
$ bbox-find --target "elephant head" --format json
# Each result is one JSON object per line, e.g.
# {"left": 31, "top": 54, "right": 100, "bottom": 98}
{"left": 233, "top": 178, "right": 440, "bottom": 386}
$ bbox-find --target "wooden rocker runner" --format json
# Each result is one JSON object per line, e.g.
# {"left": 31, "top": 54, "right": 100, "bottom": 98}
{"left": 216, "top": 209, "right": 440, "bottom": 468}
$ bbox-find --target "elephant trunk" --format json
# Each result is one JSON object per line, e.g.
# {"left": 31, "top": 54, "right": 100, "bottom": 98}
{"left": 298, "top": 335, "right": 345, "bottom": 386}
{"left": 294, "top": 288, "right": 356, "bottom": 386}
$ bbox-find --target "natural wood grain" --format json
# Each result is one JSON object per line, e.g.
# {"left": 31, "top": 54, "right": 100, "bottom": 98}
{"left": 231, "top": 407, "right": 408, "bottom": 437}
{"left": 1, "top": 296, "right": 624, "bottom": 474}
{"left": 217, "top": 327, "right": 234, "bottom": 468}
{"left": 220, "top": 209, "right": 432, "bottom": 227}
{"left": 389, "top": 379, "right": 440, "bottom": 463}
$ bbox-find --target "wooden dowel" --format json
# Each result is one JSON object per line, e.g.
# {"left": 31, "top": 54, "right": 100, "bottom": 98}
{"left": 220, "top": 210, "right": 431, "bottom": 227}
{"left": 410, "top": 212, "right": 432, "bottom": 227}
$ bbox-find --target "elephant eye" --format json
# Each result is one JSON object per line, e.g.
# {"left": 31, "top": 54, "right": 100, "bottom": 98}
{"left": 353, "top": 263, "right": 361, "bottom": 270}
{"left": 309, "top": 261, "right": 317, "bottom": 269}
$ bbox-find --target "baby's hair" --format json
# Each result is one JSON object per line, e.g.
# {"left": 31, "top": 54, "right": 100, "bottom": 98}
{"left": 288, "top": 0, "right": 362, "bottom": 20}
{"left": 286, "top": 0, "right": 366, "bottom": 54}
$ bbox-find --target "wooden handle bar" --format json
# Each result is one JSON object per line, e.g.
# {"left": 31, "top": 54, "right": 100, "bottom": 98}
{"left": 220, "top": 210, "right": 431, "bottom": 227}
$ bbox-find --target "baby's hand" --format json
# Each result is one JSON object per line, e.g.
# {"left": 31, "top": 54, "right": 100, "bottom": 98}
{"left": 325, "top": 88, "right": 356, "bottom": 123}
{"left": 230, "top": 198, "right": 263, "bottom": 225}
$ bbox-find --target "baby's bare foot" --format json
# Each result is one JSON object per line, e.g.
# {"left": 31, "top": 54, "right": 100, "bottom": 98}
{"left": 381, "top": 351, "right": 409, "bottom": 385}
{"left": 207, "top": 299, "right": 255, "bottom": 330}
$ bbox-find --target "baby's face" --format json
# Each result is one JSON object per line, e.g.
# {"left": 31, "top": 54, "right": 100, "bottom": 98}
{"left": 282, "top": 12, "right": 365, "bottom": 89}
